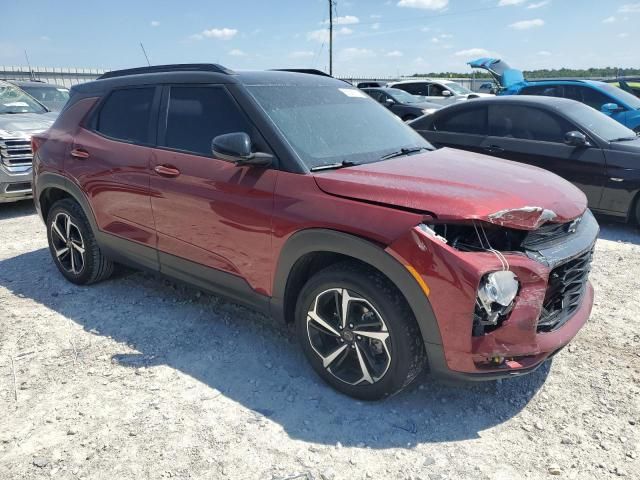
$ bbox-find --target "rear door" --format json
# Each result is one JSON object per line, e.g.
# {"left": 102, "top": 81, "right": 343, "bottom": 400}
{"left": 150, "top": 84, "right": 276, "bottom": 291}
{"left": 482, "top": 103, "right": 606, "bottom": 208}
{"left": 70, "top": 86, "right": 160, "bottom": 266}
{"left": 411, "top": 105, "right": 488, "bottom": 152}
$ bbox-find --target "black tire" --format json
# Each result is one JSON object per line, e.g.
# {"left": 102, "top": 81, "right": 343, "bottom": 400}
{"left": 295, "top": 261, "right": 427, "bottom": 400}
{"left": 46, "top": 198, "right": 114, "bottom": 285}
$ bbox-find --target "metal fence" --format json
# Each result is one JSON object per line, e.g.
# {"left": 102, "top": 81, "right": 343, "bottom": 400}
{"left": 0, "top": 66, "right": 108, "bottom": 88}
{"left": 0, "top": 65, "right": 629, "bottom": 92}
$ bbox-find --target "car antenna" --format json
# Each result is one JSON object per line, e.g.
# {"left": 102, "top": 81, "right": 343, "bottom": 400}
{"left": 24, "top": 49, "right": 36, "bottom": 81}
{"left": 140, "top": 42, "right": 151, "bottom": 66}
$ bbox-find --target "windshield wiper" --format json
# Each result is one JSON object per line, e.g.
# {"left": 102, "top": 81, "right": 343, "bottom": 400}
{"left": 610, "top": 136, "right": 638, "bottom": 142}
{"left": 379, "top": 146, "right": 430, "bottom": 161}
{"left": 310, "top": 159, "right": 360, "bottom": 172}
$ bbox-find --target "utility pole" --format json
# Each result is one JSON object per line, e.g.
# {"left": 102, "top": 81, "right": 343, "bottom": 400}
{"left": 329, "top": 0, "right": 334, "bottom": 76}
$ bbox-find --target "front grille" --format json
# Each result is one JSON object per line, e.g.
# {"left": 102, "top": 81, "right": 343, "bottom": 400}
{"left": 5, "top": 182, "right": 31, "bottom": 192}
{"left": 537, "top": 248, "right": 593, "bottom": 332}
{"left": 523, "top": 217, "right": 581, "bottom": 249}
{"left": 0, "top": 138, "right": 33, "bottom": 167}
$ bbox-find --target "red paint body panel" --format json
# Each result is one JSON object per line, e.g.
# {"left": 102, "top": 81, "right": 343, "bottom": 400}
{"left": 150, "top": 149, "right": 276, "bottom": 294}
{"left": 314, "top": 148, "right": 587, "bottom": 229}
{"left": 387, "top": 226, "right": 593, "bottom": 374}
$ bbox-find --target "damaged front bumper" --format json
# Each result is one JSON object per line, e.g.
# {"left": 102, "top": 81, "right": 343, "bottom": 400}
{"left": 387, "top": 209, "right": 598, "bottom": 381}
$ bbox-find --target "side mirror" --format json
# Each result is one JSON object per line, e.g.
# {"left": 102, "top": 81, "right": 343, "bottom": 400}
{"left": 601, "top": 103, "right": 622, "bottom": 114}
{"left": 442, "top": 90, "right": 452, "bottom": 97}
{"left": 212, "top": 132, "right": 273, "bottom": 166}
{"left": 384, "top": 98, "right": 395, "bottom": 107}
{"left": 564, "top": 131, "right": 588, "bottom": 147}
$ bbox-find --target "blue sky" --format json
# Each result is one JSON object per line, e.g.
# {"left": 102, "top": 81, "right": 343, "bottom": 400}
{"left": 2, "top": 0, "right": 638, "bottom": 76}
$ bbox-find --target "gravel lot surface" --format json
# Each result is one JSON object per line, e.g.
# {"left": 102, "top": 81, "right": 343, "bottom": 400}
{"left": 1, "top": 200, "right": 639, "bottom": 480}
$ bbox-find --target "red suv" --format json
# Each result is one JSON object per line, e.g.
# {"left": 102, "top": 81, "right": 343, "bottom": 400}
{"left": 32, "top": 64, "right": 598, "bottom": 400}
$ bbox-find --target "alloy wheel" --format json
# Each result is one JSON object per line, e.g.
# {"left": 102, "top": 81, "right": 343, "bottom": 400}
{"left": 306, "top": 288, "right": 391, "bottom": 385}
{"left": 50, "top": 212, "right": 86, "bottom": 275}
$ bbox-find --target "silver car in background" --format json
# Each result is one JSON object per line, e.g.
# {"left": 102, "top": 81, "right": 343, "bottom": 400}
{"left": 0, "top": 80, "right": 57, "bottom": 203}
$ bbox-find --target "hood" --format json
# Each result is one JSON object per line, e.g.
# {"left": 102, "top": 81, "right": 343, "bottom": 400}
{"left": 467, "top": 92, "right": 494, "bottom": 99}
{"left": 412, "top": 101, "right": 442, "bottom": 110}
{"left": 0, "top": 111, "right": 58, "bottom": 137}
{"left": 608, "top": 137, "right": 640, "bottom": 153}
{"left": 467, "top": 58, "right": 525, "bottom": 89}
{"left": 313, "top": 148, "right": 587, "bottom": 230}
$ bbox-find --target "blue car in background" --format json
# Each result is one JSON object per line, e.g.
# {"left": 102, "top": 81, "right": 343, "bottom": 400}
{"left": 469, "top": 58, "right": 640, "bottom": 133}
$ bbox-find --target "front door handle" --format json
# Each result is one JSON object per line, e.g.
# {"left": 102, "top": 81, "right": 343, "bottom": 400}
{"left": 70, "top": 148, "right": 90, "bottom": 159}
{"left": 154, "top": 165, "right": 181, "bottom": 178}
{"left": 484, "top": 145, "right": 505, "bottom": 154}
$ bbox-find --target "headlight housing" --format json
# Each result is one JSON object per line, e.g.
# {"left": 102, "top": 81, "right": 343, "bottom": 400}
{"left": 474, "top": 271, "right": 520, "bottom": 336}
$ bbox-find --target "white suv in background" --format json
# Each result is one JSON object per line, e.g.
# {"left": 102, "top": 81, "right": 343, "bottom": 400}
{"left": 387, "top": 79, "right": 493, "bottom": 106}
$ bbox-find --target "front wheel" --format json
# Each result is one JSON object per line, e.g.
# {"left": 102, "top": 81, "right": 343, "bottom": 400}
{"left": 295, "top": 262, "right": 427, "bottom": 400}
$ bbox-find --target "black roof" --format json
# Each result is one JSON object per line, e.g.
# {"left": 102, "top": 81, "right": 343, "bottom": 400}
{"left": 8, "top": 80, "right": 66, "bottom": 88}
{"left": 73, "top": 63, "right": 345, "bottom": 95}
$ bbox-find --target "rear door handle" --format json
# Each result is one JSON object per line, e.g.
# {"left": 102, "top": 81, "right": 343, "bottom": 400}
{"left": 70, "top": 148, "right": 90, "bottom": 159}
{"left": 484, "top": 145, "right": 505, "bottom": 154}
{"left": 154, "top": 165, "right": 181, "bottom": 178}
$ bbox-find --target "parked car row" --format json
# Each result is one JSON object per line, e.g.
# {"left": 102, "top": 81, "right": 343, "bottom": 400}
{"left": 469, "top": 58, "right": 640, "bottom": 132}
{"left": 0, "top": 80, "right": 59, "bottom": 204}
{"left": 30, "top": 64, "right": 599, "bottom": 400}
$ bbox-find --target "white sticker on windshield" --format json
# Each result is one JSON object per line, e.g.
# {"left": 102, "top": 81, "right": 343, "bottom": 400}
{"left": 339, "top": 88, "right": 367, "bottom": 98}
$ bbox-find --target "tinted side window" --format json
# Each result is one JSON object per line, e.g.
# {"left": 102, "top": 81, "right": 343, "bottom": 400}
{"left": 429, "top": 84, "right": 447, "bottom": 96}
{"left": 489, "top": 105, "right": 572, "bottom": 143}
{"left": 398, "top": 83, "right": 428, "bottom": 96}
{"left": 164, "top": 86, "right": 252, "bottom": 157}
{"left": 520, "top": 85, "right": 562, "bottom": 97}
{"left": 433, "top": 107, "right": 487, "bottom": 135}
{"left": 575, "top": 86, "right": 613, "bottom": 110}
{"left": 366, "top": 90, "right": 383, "bottom": 102}
{"left": 96, "top": 88, "right": 155, "bottom": 144}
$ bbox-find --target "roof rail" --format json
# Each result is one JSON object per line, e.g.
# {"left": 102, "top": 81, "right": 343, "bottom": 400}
{"left": 271, "top": 69, "right": 333, "bottom": 78}
{"left": 97, "top": 63, "right": 235, "bottom": 80}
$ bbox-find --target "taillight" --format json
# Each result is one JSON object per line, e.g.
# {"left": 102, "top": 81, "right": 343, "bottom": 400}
{"left": 31, "top": 135, "right": 44, "bottom": 155}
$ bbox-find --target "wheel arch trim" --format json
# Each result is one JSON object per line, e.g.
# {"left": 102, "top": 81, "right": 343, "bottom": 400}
{"left": 270, "top": 228, "right": 443, "bottom": 346}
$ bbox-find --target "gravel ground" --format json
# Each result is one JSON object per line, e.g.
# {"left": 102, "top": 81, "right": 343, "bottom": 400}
{"left": 0, "top": 200, "right": 638, "bottom": 480}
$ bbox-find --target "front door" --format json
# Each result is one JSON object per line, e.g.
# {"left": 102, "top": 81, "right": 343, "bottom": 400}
{"left": 483, "top": 104, "right": 606, "bottom": 209}
{"left": 150, "top": 85, "right": 276, "bottom": 293}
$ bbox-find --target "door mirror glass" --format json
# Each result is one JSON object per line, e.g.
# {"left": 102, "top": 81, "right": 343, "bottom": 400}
{"left": 564, "top": 131, "right": 588, "bottom": 147}
{"left": 442, "top": 90, "right": 452, "bottom": 97}
{"left": 601, "top": 102, "right": 621, "bottom": 114}
{"left": 211, "top": 132, "right": 273, "bottom": 166}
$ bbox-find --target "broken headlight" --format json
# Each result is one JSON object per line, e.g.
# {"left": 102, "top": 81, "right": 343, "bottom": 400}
{"left": 473, "top": 271, "right": 520, "bottom": 336}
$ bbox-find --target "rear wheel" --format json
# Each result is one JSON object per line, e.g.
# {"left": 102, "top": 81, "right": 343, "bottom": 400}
{"left": 295, "top": 262, "right": 426, "bottom": 400}
{"left": 46, "top": 198, "right": 114, "bottom": 285}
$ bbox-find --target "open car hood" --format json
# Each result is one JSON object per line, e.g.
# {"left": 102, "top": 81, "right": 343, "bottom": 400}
{"left": 313, "top": 148, "right": 587, "bottom": 230}
{"left": 468, "top": 58, "right": 525, "bottom": 89}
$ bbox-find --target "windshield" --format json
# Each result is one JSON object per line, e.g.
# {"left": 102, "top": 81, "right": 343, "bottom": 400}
{"left": 20, "top": 85, "right": 69, "bottom": 103}
{"left": 596, "top": 82, "right": 640, "bottom": 110}
{"left": 445, "top": 82, "right": 473, "bottom": 95}
{"left": 0, "top": 82, "right": 48, "bottom": 114}
{"left": 564, "top": 102, "right": 637, "bottom": 141}
{"left": 248, "top": 85, "right": 432, "bottom": 169}
{"left": 386, "top": 88, "right": 422, "bottom": 104}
